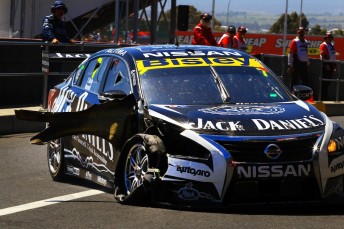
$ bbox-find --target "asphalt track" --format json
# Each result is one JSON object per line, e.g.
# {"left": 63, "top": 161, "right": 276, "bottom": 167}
{"left": 1, "top": 116, "right": 344, "bottom": 228}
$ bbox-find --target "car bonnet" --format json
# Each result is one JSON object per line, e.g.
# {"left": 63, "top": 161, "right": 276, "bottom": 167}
{"left": 147, "top": 101, "right": 326, "bottom": 136}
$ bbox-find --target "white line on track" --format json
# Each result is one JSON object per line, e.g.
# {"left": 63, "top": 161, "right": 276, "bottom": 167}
{"left": 0, "top": 190, "right": 104, "bottom": 216}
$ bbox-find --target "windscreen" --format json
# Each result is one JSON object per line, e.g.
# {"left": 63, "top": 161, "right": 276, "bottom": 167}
{"left": 140, "top": 67, "right": 223, "bottom": 105}
{"left": 139, "top": 58, "right": 292, "bottom": 105}
{"left": 214, "top": 66, "right": 291, "bottom": 103}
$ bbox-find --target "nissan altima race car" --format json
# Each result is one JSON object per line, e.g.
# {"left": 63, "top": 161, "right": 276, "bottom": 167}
{"left": 16, "top": 45, "right": 344, "bottom": 206}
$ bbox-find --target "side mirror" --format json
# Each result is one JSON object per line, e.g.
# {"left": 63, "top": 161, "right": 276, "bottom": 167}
{"left": 98, "top": 90, "right": 127, "bottom": 102}
{"left": 292, "top": 85, "right": 313, "bottom": 101}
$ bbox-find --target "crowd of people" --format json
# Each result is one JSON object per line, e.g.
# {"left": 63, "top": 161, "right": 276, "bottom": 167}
{"left": 42, "top": 2, "right": 337, "bottom": 99}
{"left": 192, "top": 12, "right": 249, "bottom": 52}
{"left": 191, "top": 12, "right": 337, "bottom": 98}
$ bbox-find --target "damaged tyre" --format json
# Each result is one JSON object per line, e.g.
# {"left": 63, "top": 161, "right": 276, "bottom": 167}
{"left": 114, "top": 134, "right": 166, "bottom": 205}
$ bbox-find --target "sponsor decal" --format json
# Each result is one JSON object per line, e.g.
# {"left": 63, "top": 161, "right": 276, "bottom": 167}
{"left": 52, "top": 53, "right": 91, "bottom": 58}
{"left": 105, "top": 49, "right": 127, "bottom": 56}
{"left": 72, "top": 135, "right": 114, "bottom": 163}
{"left": 237, "top": 164, "right": 311, "bottom": 178}
{"left": 252, "top": 115, "right": 324, "bottom": 130}
{"left": 97, "top": 176, "right": 107, "bottom": 186}
{"left": 177, "top": 166, "right": 211, "bottom": 177}
{"left": 42, "top": 50, "right": 49, "bottom": 73}
{"left": 85, "top": 171, "right": 92, "bottom": 180}
{"left": 84, "top": 77, "right": 93, "bottom": 91}
{"left": 130, "top": 70, "right": 137, "bottom": 86}
{"left": 330, "top": 160, "right": 344, "bottom": 174}
{"left": 136, "top": 56, "right": 263, "bottom": 74}
{"left": 246, "top": 37, "right": 267, "bottom": 47}
{"left": 66, "top": 165, "right": 80, "bottom": 176}
{"left": 329, "top": 154, "right": 344, "bottom": 180}
{"left": 64, "top": 148, "right": 114, "bottom": 175}
{"left": 200, "top": 106, "right": 285, "bottom": 115}
{"left": 142, "top": 50, "right": 243, "bottom": 58}
{"left": 177, "top": 183, "right": 200, "bottom": 201}
{"left": 188, "top": 118, "right": 245, "bottom": 131}
{"left": 175, "top": 31, "right": 344, "bottom": 60}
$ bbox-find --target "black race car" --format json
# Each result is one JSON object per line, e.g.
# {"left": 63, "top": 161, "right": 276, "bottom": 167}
{"left": 16, "top": 45, "right": 344, "bottom": 205}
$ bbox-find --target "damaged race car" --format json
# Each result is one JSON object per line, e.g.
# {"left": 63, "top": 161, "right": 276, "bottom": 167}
{"left": 16, "top": 45, "right": 344, "bottom": 206}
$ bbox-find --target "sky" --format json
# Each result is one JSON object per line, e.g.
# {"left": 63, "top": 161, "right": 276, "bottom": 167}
{"left": 175, "top": 0, "right": 344, "bottom": 15}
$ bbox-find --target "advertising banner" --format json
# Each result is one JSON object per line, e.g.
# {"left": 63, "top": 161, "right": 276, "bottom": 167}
{"left": 176, "top": 31, "right": 343, "bottom": 60}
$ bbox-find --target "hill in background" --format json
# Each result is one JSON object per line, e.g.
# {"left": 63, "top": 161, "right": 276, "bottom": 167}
{"left": 215, "top": 11, "right": 344, "bottom": 34}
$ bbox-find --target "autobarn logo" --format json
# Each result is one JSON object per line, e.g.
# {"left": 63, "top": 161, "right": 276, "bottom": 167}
{"left": 330, "top": 160, "right": 344, "bottom": 173}
{"left": 237, "top": 164, "right": 311, "bottom": 178}
{"left": 177, "top": 166, "right": 211, "bottom": 177}
{"left": 200, "top": 106, "right": 285, "bottom": 115}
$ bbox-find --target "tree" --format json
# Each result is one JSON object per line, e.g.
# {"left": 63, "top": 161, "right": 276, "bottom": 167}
{"left": 269, "top": 11, "right": 309, "bottom": 34}
{"left": 308, "top": 24, "right": 327, "bottom": 35}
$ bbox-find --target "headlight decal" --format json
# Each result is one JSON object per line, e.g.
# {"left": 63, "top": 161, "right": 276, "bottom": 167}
{"left": 163, "top": 130, "right": 228, "bottom": 198}
{"left": 317, "top": 113, "right": 336, "bottom": 194}
{"left": 327, "top": 128, "right": 344, "bottom": 176}
{"left": 148, "top": 109, "right": 190, "bottom": 129}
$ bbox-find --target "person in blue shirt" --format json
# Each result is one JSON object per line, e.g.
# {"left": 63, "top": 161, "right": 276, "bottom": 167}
{"left": 42, "top": 1, "right": 75, "bottom": 43}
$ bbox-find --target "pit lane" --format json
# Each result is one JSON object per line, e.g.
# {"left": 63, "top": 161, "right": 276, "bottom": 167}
{"left": 1, "top": 116, "right": 344, "bottom": 228}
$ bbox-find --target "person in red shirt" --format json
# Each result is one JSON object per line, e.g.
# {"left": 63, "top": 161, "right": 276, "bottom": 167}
{"left": 191, "top": 13, "right": 217, "bottom": 46}
{"left": 218, "top": 25, "right": 236, "bottom": 48}
{"left": 233, "top": 26, "right": 247, "bottom": 51}
{"left": 319, "top": 32, "right": 336, "bottom": 100}
{"left": 288, "top": 27, "right": 310, "bottom": 88}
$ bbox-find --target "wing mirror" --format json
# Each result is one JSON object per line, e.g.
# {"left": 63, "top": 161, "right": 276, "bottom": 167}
{"left": 292, "top": 85, "right": 314, "bottom": 101}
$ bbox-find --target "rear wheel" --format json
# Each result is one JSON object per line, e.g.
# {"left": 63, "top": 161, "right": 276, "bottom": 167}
{"left": 114, "top": 134, "right": 166, "bottom": 205}
{"left": 47, "top": 138, "right": 66, "bottom": 181}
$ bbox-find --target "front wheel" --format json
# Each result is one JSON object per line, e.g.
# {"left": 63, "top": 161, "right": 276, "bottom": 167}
{"left": 47, "top": 138, "right": 66, "bottom": 181}
{"left": 114, "top": 134, "right": 166, "bottom": 205}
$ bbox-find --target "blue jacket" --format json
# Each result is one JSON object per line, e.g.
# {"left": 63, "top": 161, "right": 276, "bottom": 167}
{"left": 42, "top": 14, "right": 70, "bottom": 43}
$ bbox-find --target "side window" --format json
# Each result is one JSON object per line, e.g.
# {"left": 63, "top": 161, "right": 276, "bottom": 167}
{"left": 73, "top": 62, "right": 86, "bottom": 84}
{"left": 103, "top": 58, "right": 131, "bottom": 95}
{"left": 79, "top": 57, "right": 110, "bottom": 93}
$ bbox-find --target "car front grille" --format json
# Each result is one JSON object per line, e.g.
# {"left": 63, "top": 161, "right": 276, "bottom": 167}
{"left": 224, "top": 177, "right": 322, "bottom": 204}
{"left": 215, "top": 135, "right": 319, "bottom": 163}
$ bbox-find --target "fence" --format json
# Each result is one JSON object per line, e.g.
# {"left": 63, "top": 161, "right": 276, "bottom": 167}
{"left": 259, "top": 54, "right": 344, "bottom": 101}
{"left": 0, "top": 40, "right": 132, "bottom": 107}
{"left": 0, "top": 40, "right": 343, "bottom": 108}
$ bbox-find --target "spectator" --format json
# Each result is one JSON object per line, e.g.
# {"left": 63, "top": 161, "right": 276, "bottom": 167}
{"left": 218, "top": 25, "right": 236, "bottom": 48}
{"left": 191, "top": 13, "right": 217, "bottom": 46}
{"left": 233, "top": 26, "right": 248, "bottom": 51}
{"left": 42, "top": 1, "right": 76, "bottom": 44}
{"left": 319, "top": 32, "right": 336, "bottom": 100}
{"left": 288, "top": 27, "right": 310, "bottom": 88}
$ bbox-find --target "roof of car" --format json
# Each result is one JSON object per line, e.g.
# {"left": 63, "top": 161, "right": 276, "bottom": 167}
{"left": 95, "top": 45, "right": 251, "bottom": 61}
